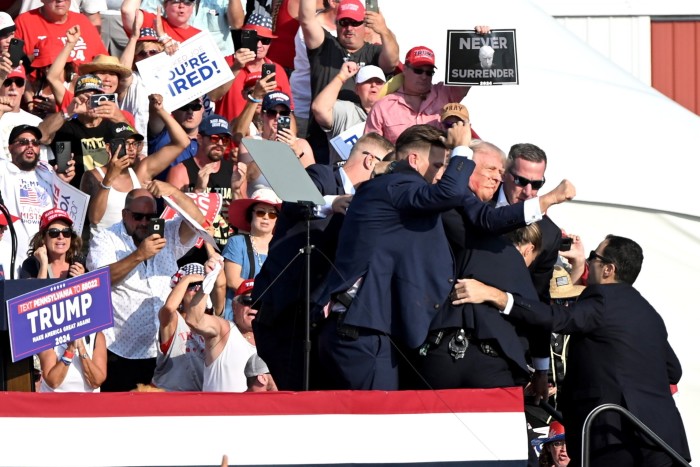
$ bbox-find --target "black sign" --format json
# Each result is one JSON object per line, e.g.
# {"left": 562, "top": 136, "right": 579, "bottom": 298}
{"left": 445, "top": 29, "right": 519, "bottom": 86}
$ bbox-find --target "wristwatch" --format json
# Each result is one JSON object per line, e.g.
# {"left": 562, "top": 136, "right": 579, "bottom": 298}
{"left": 80, "top": 353, "right": 89, "bottom": 359}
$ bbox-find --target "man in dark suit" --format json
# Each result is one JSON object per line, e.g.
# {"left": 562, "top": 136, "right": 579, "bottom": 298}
{"left": 454, "top": 235, "right": 691, "bottom": 467}
{"left": 252, "top": 133, "right": 393, "bottom": 390}
{"left": 316, "top": 127, "right": 575, "bottom": 390}
{"left": 494, "top": 143, "right": 562, "bottom": 301}
{"left": 415, "top": 142, "right": 558, "bottom": 396}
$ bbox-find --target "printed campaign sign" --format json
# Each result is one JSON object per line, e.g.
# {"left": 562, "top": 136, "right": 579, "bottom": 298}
{"left": 6, "top": 268, "right": 113, "bottom": 362}
{"left": 161, "top": 195, "right": 218, "bottom": 250}
{"left": 137, "top": 31, "right": 235, "bottom": 112}
{"left": 329, "top": 122, "right": 366, "bottom": 161}
{"left": 161, "top": 192, "right": 222, "bottom": 248}
{"left": 445, "top": 29, "right": 519, "bottom": 86}
{"left": 52, "top": 178, "right": 89, "bottom": 230}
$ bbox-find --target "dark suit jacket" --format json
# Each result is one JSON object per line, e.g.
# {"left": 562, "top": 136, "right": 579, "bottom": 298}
{"left": 489, "top": 188, "right": 562, "bottom": 301}
{"left": 511, "top": 283, "right": 690, "bottom": 462}
{"left": 317, "top": 156, "right": 526, "bottom": 349}
{"left": 438, "top": 208, "right": 542, "bottom": 377}
{"left": 252, "top": 164, "right": 347, "bottom": 325}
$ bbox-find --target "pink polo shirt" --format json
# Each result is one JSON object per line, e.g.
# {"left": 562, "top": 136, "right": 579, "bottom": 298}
{"left": 364, "top": 83, "right": 468, "bottom": 143}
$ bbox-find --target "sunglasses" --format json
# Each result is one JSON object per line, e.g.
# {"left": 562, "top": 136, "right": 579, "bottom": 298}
{"left": 168, "top": 0, "right": 194, "bottom": 4}
{"left": 338, "top": 18, "right": 364, "bottom": 28}
{"left": 265, "top": 109, "right": 291, "bottom": 118}
{"left": 187, "top": 281, "right": 202, "bottom": 291}
{"left": 236, "top": 295, "right": 254, "bottom": 306}
{"left": 178, "top": 102, "right": 203, "bottom": 112}
{"left": 408, "top": 66, "right": 435, "bottom": 77}
{"left": 2, "top": 78, "right": 25, "bottom": 88}
{"left": 550, "top": 440, "right": 566, "bottom": 448}
{"left": 362, "top": 151, "right": 382, "bottom": 162}
{"left": 13, "top": 138, "right": 41, "bottom": 147}
{"left": 258, "top": 37, "right": 272, "bottom": 45}
{"left": 207, "top": 134, "right": 232, "bottom": 145}
{"left": 128, "top": 210, "right": 158, "bottom": 221}
{"left": 46, "top": 228, "right": 72, "bottom": 239}
{"left": 254, "top": 210, "right": 278, "bottom": 219}
{"left": 136, "top": 49, "right": 161, "bottom": 58}
{"left": 510, "top": 172, "right": 546, "bottom": 190}
{"left": 587, "top": 250, "right": 614, "bottom": 264}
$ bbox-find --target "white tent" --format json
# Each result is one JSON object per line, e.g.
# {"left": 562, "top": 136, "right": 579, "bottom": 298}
{"left": 381, "top": 0, "right": 699, "bottom": 456}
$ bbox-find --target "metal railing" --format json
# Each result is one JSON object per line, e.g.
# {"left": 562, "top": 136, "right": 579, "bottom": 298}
{"left": 581, "top": 403, "right": 691, "bottom": 467}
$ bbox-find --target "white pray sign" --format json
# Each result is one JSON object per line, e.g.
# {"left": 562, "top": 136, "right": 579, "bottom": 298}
{"left": 137, "top": 31, "right": 234, "bottom": 112}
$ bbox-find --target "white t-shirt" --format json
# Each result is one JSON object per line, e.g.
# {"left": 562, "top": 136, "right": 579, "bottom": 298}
{"left": 0, "top": 160, "right": 55, "bottom": 278}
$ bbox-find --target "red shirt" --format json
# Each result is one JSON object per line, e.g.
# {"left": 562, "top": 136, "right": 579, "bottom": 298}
{"left": 140, "top": 10, "right": 201, "bottom": 43}
{"left": 215, "top": 59, "right": 294, "bottom": 122}
{"left": 14, "top": 10, "right": 108, "bottom": 66}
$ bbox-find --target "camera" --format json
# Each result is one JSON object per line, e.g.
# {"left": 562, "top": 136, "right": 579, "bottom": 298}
{"left": 90, "top": 93, "right": 118, "bottom": 108}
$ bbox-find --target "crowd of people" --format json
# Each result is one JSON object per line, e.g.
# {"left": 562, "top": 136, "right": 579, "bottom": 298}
{"left": 0, "top": 0, "right": 691, "bottom": 466}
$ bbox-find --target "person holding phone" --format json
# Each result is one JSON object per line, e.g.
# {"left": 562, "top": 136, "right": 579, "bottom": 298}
{"left": 87, "top": 181, "right": 207, "bottom": 391}
{"left": 81, "top": 93, "right": 191, "bottom": 232}
{"left": 215, "top": 13, "right": 294, "bottom": 123}
{"left": 237, "top": 91, "right": 314, "bottom": 197}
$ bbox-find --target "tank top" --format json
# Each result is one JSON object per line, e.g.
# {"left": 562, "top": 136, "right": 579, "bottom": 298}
{"left": 92, "top": 167, "right": 141, "bottom": 231}
{"left": 39, "top": 334, "right": 100, "bottom": 393}
{"left": 266, "top": 0, "right": 299, "bottom": 70}
{"left": 202, "top": 321, "right": 256, "bottom": 392}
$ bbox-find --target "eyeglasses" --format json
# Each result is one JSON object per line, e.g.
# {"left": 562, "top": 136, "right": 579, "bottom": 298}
{"left": 509, "top": 172, "right": 546, "bottom": 190}
{"left": 587, "top": 250, "right": 614, "bottom": 265}
{"left": 362, "top": 151, "right": 382, "bottom": 162}
{"left": 125, "top": 140, "right": 143, "bottom": 148}
{"left": 128, "top": 210, "right": 158, "bottom": 221}
{"left": 550, "top": 440, "right": 566, "bottom": 448}
{"left": 253, "top": 210, "right": 278, "bottom": 219}
{"left": 178, "top": 102, "right": 203, "bottom": 112}
{"left": 206, "top": 134, "right": 232, "bottom": 145}
{"left": 2, "top": 78, "right": 25, "bottom": 88}
{"left": 168, "top": 0, "right": 194, "bottom": 5}
{"left": 258, "top": 37, "right": 272, "bottom": 45}
{"left": 136, "top": 49, "right": 161, "bottom": 58}
{"left": 236, "top": 295, "right": 254, "bottom": 306}
{"left": 265, "top": 109, "right": 291, "bottom": 118}
{"left": 12, "top": 138, "right": 41, "bottom": 147}
{"left": 338, "top": 18, "right": 364, "bottom": 28}
{"left": 407, "top": 66, "right": 435, "bottom": 77}
{"left": 46, "top": 228, "right": 72, "bottom": 239}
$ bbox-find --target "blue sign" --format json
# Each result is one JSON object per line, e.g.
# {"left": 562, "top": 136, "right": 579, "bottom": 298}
{"left": 6, "top": 268, "right": 114, "bottom": 362}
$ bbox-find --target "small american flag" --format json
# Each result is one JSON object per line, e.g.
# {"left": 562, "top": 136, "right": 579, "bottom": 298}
{"left": 19, "top": 188, "right": 40, "bottom": 206}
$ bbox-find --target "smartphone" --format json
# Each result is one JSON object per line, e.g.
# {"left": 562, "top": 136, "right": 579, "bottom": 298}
{"left": 262, "top": 63, "right": 275, "bottom": 79}
{"left": 560, "top": 236, "right": 573, "bottom": 252}
{"left": 277, "top": 115, "right": 291, "bottom": 134}
{"left": 55, "top": 141, "right": 71, "bottom": 174}
{"left": 148, "top": 218, "right": 165, "bottom": 238}
{"left": 365, "top": 0, "right": 378, "bottom": 12}
{"left": 90, "top": 93, "right": 118, "bottom": 108}
{"left": 240, "top": 30, "right": 258, "bottom": 54}
{"left": 9, "top": 38, "right": 25, "bottom": 68}
{"left": 109, "top": 138, "right": 127, "bottom": 158}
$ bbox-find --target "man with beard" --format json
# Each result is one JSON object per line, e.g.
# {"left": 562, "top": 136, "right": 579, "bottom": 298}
{"left": 87, "top": 182, "right": 206, "bottom": 391}
{"left": 0, "top": 124, "right": 75, "bottom": 278}
{"left": 0, "top": 65, "right": 52, "bottom": 162}
{"left": 167, "top": 114, "right": 235, "bottom": 259}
